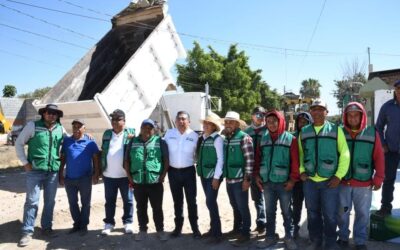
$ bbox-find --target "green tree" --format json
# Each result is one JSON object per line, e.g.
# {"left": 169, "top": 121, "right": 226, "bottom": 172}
{"left": 18, "top": 87, "right": 52, "bottom": 99}
{"left": 2, "top": 84, "right": 17, "bottom": 97}
{"left": 176, "top": 42, "right": 282, "bottom": 121}
{"left": 299, "top": 78, "right": 321, "bottom": 99}
{"left": 333, "top": 59, "right": 367, "bottom": 111}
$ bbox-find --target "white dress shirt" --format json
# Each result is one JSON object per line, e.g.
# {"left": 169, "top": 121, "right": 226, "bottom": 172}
{"left": 103, "top": 130, "right": 127, "bottom": 178}
{"left": 164, "top": 128, "right": 198, "bottom": 168}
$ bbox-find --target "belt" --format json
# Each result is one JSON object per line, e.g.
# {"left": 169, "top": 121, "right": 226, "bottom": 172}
{"left": 169, "top": 166, "right": 194, "bottom": 171}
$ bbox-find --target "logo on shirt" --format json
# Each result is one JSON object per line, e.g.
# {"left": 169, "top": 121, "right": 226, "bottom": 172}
{"left": 186, "top": 137, "right": 194, "bottom": 142}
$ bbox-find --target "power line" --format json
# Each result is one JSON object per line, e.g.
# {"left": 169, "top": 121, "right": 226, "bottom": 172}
{"left": 57, "top": 0, "right": 113, "bottom": 17}
{"left": 5, "top": 0, "right": 109, "bottom": 22}
{"left": 0, "top": 3, "right": 97, "bottom": 41}
{"left": 296, "top": 0, "right": 328, "bottom": 79}
{"left": 0, "top": 22, "right": 90, "bottom": 50}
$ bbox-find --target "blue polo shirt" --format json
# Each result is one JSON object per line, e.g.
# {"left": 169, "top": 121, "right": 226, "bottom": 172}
{"left": 62, "top": 135, "right": 100, "bottom": 179}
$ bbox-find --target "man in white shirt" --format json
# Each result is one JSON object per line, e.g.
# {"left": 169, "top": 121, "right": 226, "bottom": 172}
{"left": 100, "top": 109, "right": 135, "bottom": 235}
{"left": 164, "top": 111, "right": 201, "bottom": 238}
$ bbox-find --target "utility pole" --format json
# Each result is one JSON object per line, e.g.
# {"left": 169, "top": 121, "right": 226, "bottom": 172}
{"left": 368, "top": 47, "right": 373, "bottom": 73}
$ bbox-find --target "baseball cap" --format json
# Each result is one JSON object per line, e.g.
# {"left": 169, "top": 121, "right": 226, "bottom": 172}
{"left": 310, "top": 99, "right": 328, "bottom": 110}
{"left": 141, "top": 119, "right": 155, "bottom": 128}
{"left": 252, "top": 106, "right": 266, "bottom": 114}
{"left": 71, "top": 118, "right": 85, "bottom": 125}
{"left": 345, "top": 104, "right": 363, "bottom": 113}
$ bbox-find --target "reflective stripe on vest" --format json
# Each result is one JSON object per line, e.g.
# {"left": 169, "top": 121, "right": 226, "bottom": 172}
{"left": 101, "top": 128, "right": 135, "bottom": 171}
{"left": 260, "top": 131, "right": 293, "bottom": 183}
{"left": 128, "top": 135, "right": 163, "bottom": 184}
{"left": 343, "top": 126, "right": 375, "bottom": 181}
{"left": 244, "top": 126, "right": 266, "bottom": 150}
{"left": 197, "top": 134, "right": 219, "bottom": 179}
{"left": 27, "top": 120, "right": 63, "bottom": 172}
{"left": 223, "top": 129, "right": 246, "bottom": 179}
{"left": 301, "top": 122, "right": 338, "bottom": 178}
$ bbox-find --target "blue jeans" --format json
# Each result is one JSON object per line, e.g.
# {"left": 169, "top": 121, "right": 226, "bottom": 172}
{"left": 226, "top": 181, "right": 251, "bottom": 236}
{"left": 103, "top": 177, "right": 133, "bottom": 225}
{"left": 303, "top": 179, "right": 339, "bottom": 247}
{"left": 250, "top": 178, "right": 266, "bottom": 228}
{"left": 381, "top": 152, "right": 400, "bottom": 210}
{"left": 65, "top": 176, "right": 92, "bottom": 229}
{"left": 201, "top": 178, "right": 222, "bottom": 237}
{"left": 338, "top": 185, "right": 372, "bottom": 245}
{"left": 168, "top": 166, "right": 198, "bottom": 231}
{"left": 22, "top": 170, "right": 58, "bottom": 234}
{"left": 263, "top": 182, "right": 293, "bottom": 239}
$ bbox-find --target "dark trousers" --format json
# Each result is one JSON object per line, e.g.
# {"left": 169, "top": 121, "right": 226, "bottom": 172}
{"left": 65, "top": 176, "right": 92, "bottom": 229}
{"left": 133, "top": 183, "right": 164, "bottom": 232}
{"left": 201, "top": 178, "right": 222, "bottom": 237}
{"left": 103, "top": 177, "right": 133, "bottom": 225}
{"left": 168, "top": 166, "right": 198, "bottom": 231}
{"left": 381, "top": 151, "right": 400, "bottom": 210}
{"left": 292, "top": 181, "right": 304, "bottom": 231}
{"left": 226, "top": 181, "right": 251, "bottom": 236}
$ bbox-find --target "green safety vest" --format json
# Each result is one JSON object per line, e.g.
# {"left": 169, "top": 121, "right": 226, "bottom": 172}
{"left": 197, "top": 134, "right": 220, "bottom": 179}
{"left": 223, "top": 129, "right": 246, "bottom": 179}
{"left": 27, "top": 120, "right": 63, "bottom": 172}
{"left": 343, "top": 126, "right": 375, "bottom": 181}
{"left": 244, "top": 126, "right": 266, "bottom": 150}
{"left": 128, "top": 135, "right": 163, "bottom": 184}
{"left": 301, "top": 122, "right": 339, "bottom": 178}
{"left": 260, "top": 131, "right": 293, "bottom": 183}
{"left": 101, "top": 128, "right": 135, "bottom": 171}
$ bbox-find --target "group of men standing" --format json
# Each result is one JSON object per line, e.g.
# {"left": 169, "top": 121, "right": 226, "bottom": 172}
{"left": 14, "top": 79, "right": 400, "bottom": 249}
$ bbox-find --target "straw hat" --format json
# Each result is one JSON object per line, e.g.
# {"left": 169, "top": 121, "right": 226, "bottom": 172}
{"left": 200, "top": 112, "right": 222, "bottom": 132}
{"left": 223, "top": 111, "right": 246, "bottom": 128}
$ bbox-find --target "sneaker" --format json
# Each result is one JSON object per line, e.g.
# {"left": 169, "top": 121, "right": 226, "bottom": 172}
{"left": 192, "top": 229, "right": 202, "bottom": 239}
{"left": 170, "top": 228, "right": 182, "bottom": 238}
{"left": 41, "top": 228, "right": 58, "bottom": 238}
{"left": 67, "top": 227, "right": 80, "bottom": 234}
{"left": 257, "top": 236, "right": 278, "bottom": 249}
{"left": 101, "top": 223, "right": 114, "bottom": 235}
{"left": 375, "top": 207, "right": 391, "bottom": 217}
{"left": 284, "top": 238, "right": 298, "bottom": 250}
{"left": 124, "top": 223, "right": 133, "bottom": 234}
{"left": 202, "top": 230, "right": 212, "bottom": 238}
{"left": 355, "top": 245, "right": 367, "bottom": 250}
{"left": 231, "top": 234, "right": 250, "bottom": 247}
{"left": 18, "top": 233, "right": 32, "bottom": 247}
{"left": 157, "top": 231, "right": 169, "bottom": 241}
{"left": 135, "top": 231, "right": 147, "bottom": 241}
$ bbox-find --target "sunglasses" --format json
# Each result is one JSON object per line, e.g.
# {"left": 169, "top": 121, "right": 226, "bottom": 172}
{"left": 255, "top": 113, "right": 265, "bottom": 119}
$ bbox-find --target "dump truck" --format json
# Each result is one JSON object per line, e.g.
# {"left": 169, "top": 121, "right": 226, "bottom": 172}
{"left": 34, "top": 2, "right": 186, "bottom": 141}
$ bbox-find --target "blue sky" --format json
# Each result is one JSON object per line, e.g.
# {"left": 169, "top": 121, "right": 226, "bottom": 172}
{"left": 0, "top": 0, "right": 399, "bottom": 115}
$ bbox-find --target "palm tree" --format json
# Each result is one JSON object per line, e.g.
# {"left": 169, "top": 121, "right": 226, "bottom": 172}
{"left": 299, "top": 78, "right": 321, "bottom": 99}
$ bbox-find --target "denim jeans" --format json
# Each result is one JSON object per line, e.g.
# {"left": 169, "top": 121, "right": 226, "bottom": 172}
{"left": 263, "top": 182, "right": 293, "bottom": 239}
{"left": 303, "top": 179, "right": 339, "bottom": 247}
{"left": 226, "top": 181, "right": 251, "bottom": 236}
{"left": 168, "top": 166, "right": 198, "bottom": 231}
{"left": 381, "top": 152, "right": 400, "bottom": 210}
{"left": 292, "top": 181, "right": 304, "bottom": 232}
{"left": 65, "top": 176, "right": 92, "bottom": 229}
{"left": 201, "top": 177, "right": 222, "bottom": 237}
{"left": 22, "top": 170, "right": 58, "bottom": 234}
{"left": 250, "top": 178, "right": 266, "bottom": 228}
{"left": 133, "top": 183, "right": 164, "bottom": 232}
{"left": 103, "top": 177, "right": 133, "bottom": 225}
{"left": 338, "top": 185, "right": 372, "bottom": 245}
